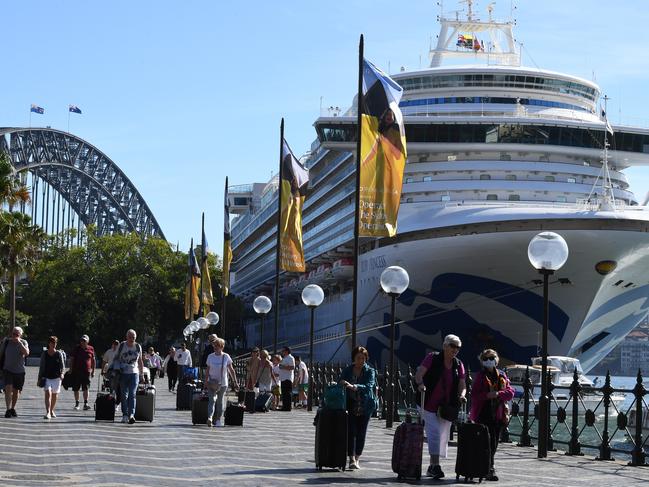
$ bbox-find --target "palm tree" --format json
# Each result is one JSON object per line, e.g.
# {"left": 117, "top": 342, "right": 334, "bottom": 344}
{"left": 0, "top": 152, "right": 45, "bottom": 330}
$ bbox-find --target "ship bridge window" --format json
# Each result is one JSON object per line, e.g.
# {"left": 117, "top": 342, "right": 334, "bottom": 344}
{"left": 441, "top": 195, "right": 451, "bottom": 202}
{"left": 233, "top": 197, "right": 249, "bottom": 205}
{"left": 479, "top": 174, "right": 491, "bottom": 180}
{"left": 486, "top": 194, "right": 498, "bottom": 200}
{"left": 567, "top": 177, "right": 576, "bottom": 183}
{"left": 545, "top": 176, "right": 555, "bottom": 182}
{"left": 423, "top": 176, "right": 432, "bottom": 182}
{"left": 506, "top": 175, "right": 517, "bottom": 181}
{"left": 556, "top": 196, "right": 567, "bottom": 203}
{"left": 508, "top": 194, "right": 521, "bottom": 201}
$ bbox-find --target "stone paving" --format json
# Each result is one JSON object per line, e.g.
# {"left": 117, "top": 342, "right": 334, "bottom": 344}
{"left": 0, "top": 367, "right": 648, "bottom": 486}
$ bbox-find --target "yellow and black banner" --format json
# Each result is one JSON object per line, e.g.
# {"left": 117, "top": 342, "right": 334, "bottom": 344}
{"left": 359, "top": 58, "right": 407, "bottom": 237}
{"left": 222, "top": 177, "right": 232, "bottom": 297}
{"left": 201, "top": 227, "right": 214, "bottom": 306}
{"left": 184, "top": 244, "right": 201, "bottom": 320}
{"left": 279, "top": 139, "right": 309, "bottom": 272}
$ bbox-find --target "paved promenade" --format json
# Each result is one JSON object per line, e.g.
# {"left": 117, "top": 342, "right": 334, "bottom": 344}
{"left": 0, "top": 367, "right": 647, "bottom": 486}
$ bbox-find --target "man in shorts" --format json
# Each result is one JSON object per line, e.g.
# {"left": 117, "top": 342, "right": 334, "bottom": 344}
{"left": 294, "top": 356, "right": 309, "bottom": 408}
{"left": 1, "top": 326, "right": 30, "bottom": 418}
{"left": 69, "top": 335, "right": 95, "bottom": 410}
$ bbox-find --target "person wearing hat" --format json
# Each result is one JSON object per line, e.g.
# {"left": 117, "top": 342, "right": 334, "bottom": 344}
{"left": 245, "top": 347, "right": 262, "bottom": 391}
{"left": 69, "top": 334, "right": 95, "bottom": 411}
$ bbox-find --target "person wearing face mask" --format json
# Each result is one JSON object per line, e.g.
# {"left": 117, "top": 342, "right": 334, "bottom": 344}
{"left": 469, "top": 349, "right": 515, "bottom": 482}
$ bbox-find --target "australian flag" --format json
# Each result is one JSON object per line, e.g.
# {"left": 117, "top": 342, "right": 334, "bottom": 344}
{"left": 69, "top": 105, "right": 82, "bottom": 114}
{"left": 30, "top": 104, "right": 44, "bottom": 114}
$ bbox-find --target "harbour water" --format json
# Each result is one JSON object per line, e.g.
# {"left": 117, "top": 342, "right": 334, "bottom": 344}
{"left": 506, "top": 376, "right": 646, "bottom": 460}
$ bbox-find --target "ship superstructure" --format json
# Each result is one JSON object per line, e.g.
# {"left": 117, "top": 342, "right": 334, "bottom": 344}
{"left": 229, "top": 2, "right": 649, "bottom": 371}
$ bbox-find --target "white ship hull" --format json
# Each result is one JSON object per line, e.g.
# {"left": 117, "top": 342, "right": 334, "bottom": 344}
{"left": 250, "top": 215, "right": 649, "bottom": 373}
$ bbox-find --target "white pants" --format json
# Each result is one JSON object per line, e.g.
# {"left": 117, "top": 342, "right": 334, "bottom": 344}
{"left": 422, "top": 409, "right": 452, "bottom": 458}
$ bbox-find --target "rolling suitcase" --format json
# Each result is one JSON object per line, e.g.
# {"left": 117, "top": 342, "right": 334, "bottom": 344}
{"left": 192, "top": 391, "right": 215, "bottom": 425}
{"left": 225, "top": 401, "right": 245, "bottom": 426}
{"left": 315, "top": 408, "right": 347, "bottom": 471}
{"left": 237, "top": 389, "right": 246, "bottom": 403}
{"left": 95, "top": 392, "right": 116, "bottom": 421}
{"left": 392, "top": 405, "right": 424, "bottom": 480}
{"left": 455, "top": 419, "right": 491, "bottom": 483}
{"left": 177, "top": 382, "right": 198, "bottom": 410}
{"left": 135, "top": 384, "right": 156, "bottom": 422}
{"left": 244, "top": 390, "right": 256, "bottom": 413}
{"left": 255, "top": 392, "right": 272, "bottom": 412}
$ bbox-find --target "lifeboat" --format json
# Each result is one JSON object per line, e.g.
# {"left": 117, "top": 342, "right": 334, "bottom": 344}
{"left": 331, "top": 258, "right": 354, "bottom": 280}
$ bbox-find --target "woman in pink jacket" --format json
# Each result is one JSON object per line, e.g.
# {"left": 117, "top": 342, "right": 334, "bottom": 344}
{"left": 469, "top": 349, "right": 514, "bottom": 482}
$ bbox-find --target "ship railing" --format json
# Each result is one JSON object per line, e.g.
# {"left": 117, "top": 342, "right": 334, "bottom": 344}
{"left": 576, "top": 198, "right": 628, "bottom": 211}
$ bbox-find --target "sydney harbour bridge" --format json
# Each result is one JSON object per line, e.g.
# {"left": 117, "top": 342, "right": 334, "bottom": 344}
{"left": 0, "top": 127, "right": 165, "bottom": 243}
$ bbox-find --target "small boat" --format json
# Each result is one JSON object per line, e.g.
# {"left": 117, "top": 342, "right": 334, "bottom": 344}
{"left": 503, "top": 356, "right": 625, "bottom": 414}
{"left": 331, "top": 258, "right": 353, "bottom": 280}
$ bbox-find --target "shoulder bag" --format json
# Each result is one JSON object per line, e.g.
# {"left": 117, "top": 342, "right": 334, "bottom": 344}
{"left": 436, "top": 360, "right": 460, "bottom": 422}
{"left": 206, "top": 355, "right": 226, "bottom": 391}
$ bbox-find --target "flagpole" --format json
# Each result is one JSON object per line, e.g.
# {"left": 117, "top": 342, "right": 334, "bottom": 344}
{"left": 222, "top": 177, "right": 229, "bottom": 342}
{"left": 189, "top": 238, "right": 194, "bottom": 321}
{"left": 351, "top": 34, "right": 364, "bottom": 350}
{"left": 273, "top": 118, "right": 284, "bottom": 355}
{"left": 67, "top": 110, "right": 71, "bottom": 133}
{"left": 199, "top": 212, "right": 205, "bottom": 318}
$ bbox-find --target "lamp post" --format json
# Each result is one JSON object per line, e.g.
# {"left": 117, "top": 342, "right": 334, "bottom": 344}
{"left": 380, "top": 265, "right": 410, "bottom": 428}
{"left": 253, "top": 296, "right": 272, "bottom": 349}
{"left": 206, "top": 311, "right": 220, "bottom": 327}
{"left": 302, "top": 284, "right": 324, "bottom": 412}
{"left": 527, "top": 231, "right": 569, "bottom": 458}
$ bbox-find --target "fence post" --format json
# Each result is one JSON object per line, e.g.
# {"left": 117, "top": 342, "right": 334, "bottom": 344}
{"left": 629, "top": 369, "right": 647, "bottom": 466}
{"left": 597, "top": 371, "right": 613, "bottom": 461}
{"left": 518, "top": 366, "right": 533, "bottom": 447}
{"left": 567, "top": 369, "right": 582, "bottom": 456}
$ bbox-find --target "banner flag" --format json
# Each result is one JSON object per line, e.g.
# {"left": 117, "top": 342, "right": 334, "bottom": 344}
{"left": 279, "top": 139, "right": 309, "bottom": 272}
{"left": 184, "top": 242, "right": 201, "bottom": 320}
{"left": 30, "top": 104, "right": 44, "bottom": 114}
{"left": 359, "top": 58, "right": 407, "bottom": 237}
{"left": 69, "top": 105, "right": 82, "bottom": 114}
{"left": 201, "top": 227, "right": 214, "bottom": 306}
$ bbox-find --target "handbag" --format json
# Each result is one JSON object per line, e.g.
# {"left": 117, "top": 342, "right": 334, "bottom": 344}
{"left": 62, "top": 371, "right": 73, "bottom": 390}
{"left": 206, "top": 355, "right": 225, "bottom": 391}
{"left": 37, "top": 377, "right": 46, "bottom": 388}
{"left": 437, "top": 403, "right": 459, "bottom": 422}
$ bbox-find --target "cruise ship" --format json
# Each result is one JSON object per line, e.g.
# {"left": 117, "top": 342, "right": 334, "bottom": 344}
{"left": 228, "top": 3, "right": 649, "bottom": 372}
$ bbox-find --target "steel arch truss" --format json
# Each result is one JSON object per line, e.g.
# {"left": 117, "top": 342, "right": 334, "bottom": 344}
{"left": 0, "top": 128, "right": 165, "bottom": 239}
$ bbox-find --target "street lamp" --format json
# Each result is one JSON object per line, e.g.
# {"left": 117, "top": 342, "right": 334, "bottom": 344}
{"left": 206, "top": 311, "right": 220, "bottom": 326}
{"left": 527, "top": 231, "right": 569, "bottom": 458}
{"left": 302, "top": 284, "right": 324, "bottom": 412}
{"left": 253, "top": 296, "right": 272, "bottom": 349}
{"left": 380, "top": 265, "right": 410, "bottom": 428}
{"left": 197, "top": 317, "right": 209, "bottom": 330}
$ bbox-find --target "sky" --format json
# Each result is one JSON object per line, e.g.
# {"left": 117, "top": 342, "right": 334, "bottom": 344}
{"left": 2, "top": 1, "right": 649, "bottom": 252}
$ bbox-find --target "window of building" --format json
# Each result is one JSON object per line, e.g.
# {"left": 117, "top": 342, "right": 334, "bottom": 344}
{"left": 423, "top": 176, "right": 432, "bottom": 182}
{"left": 508, "top": 194, "right": 521, "bottom": 201}
{"left": 479, "top": 174, "right": 491, "bottom": 180}
{"left": 486, "top": 194, "right": 498, "bottom": 200}
{"left": 405, "top": 177, "right": 413, "bottom": 183}
{"left": 545, "top": 176, "right": 555, "bottom": 182}
{"left": 567, "top": 177, "right": 576, "bottom": 183}
{"left": 556, "top": 196, "right": 567, "bottom": 202}
{"left": 441, "top": 195, "right": 451, "bottom": 202}
{"left": 506, "top": 174, "right": 517, "bottom": 181}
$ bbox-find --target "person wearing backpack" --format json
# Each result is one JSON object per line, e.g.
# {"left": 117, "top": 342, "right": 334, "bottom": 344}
{"left": 414, "top": 334, "right": 467, "bottom": 480}
{"left": 469, "top": 349, "right": 515, "bottom": 481}
{"left": 114, "top": 329, "right": 145, "bottom": 424}
{"left": 1, "top": 326, "right": 30, "bottom": 418}
{"left": 38, "top": 336, "right": 66, "bottom": 419}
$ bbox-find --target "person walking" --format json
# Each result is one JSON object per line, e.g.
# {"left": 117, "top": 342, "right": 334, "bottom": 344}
{"left": 115, "top": 329, "right": 144, "bottom": 424}
{"left": 245, "top": 347, "right": 261, "bottom": 391}
{"left": 469, "top": 349, "right": 515, "bottom": 482}
{"left": 1, "top": 326, "right": 30, "bottom": 418}
{"left": 271, "top": 354, "right": 281, "bottom": 410}
{"left": 339, "top": 346, "right": 377, "bottom": 470}
{"left": 256, "top": 349, "right": 273, "bottom": 393}
{"left": 69, "top": 335, "right": 95, "bottom": 411}
{"left": 38, "top": 336, "right": 66, "bottom": 420}
{"left": 144, "top": 347, "right": 162, "bottom": 386}
{"left": 414, "top": 334, "right": 467, "bottom": 480}
{"left": 294, "top": 356, "right": 309, "bottom": 408}
{"left": 175, "top": 343, "right": 192, "bottom": 382}
{"left": 278, "top": 347, "right": 295, "bottom": 411}
{"left": 205, "top": 337, "right": 239, "bottom": 427}
{"left": 162, "top": 347, "right": 178, "bottom": 392}
{"left": 101, "top": 340, "right": 120, "bottom": 376}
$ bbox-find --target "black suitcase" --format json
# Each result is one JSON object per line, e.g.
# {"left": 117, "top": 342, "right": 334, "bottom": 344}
{"left": 244, "top": 390, "right": 256, "bottom": 413}
{"left": 455, "top": 422, "right": 491, "bottom": 483}
{"left": 135, "top": 385, "right": 156, "bottom": 422}
{"left": 192, "top": 392, "right": 215, "bottom": 425}
{"left": 237, "top": 389, "right": 246, "bottom": 403}
{"left": 255, "top": 392, "right": 272, "bottom": 412}
{"left": 177, "top": 382, "right": 197, "bottom": 411}
{"left": 95, "top": 392, "right": 116, "bottom": 422}
{"left": 225, "top": 401, "right": 245, "bottom": 426}
{"left": 315, "top": 408, "right": 347, "bottom": 471}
